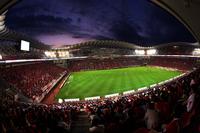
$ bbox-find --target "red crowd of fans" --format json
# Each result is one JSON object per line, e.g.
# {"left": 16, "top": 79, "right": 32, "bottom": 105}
{"left": 0, "top": 100, "right": 76, "bottom": 133}
{"left": 68, "top": 57, "right": 143, "bottom": 71}
{"left": 0, "top": 62, "right": 66, "bottom": 99}
{"left": 148, "top": 57, "right": 198, "bottom": 71}
{"left": 67, "top": 57, "right": 199, "bottom": 72}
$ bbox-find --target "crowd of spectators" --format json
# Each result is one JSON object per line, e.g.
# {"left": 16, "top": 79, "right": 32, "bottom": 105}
{"left": 0, "top": 99, "right": 77, "bottom": 133}
{"left": 67, "top": 56, "right": 199, "bottom": 72}
{"left": 68, "top": 57, "right": 143, "bottom": 72}
{"left": 148, "top": 57, "right": 198, "bottom": 71}
{"left": 0, "top": 63, "right": 66, "bottom": 99}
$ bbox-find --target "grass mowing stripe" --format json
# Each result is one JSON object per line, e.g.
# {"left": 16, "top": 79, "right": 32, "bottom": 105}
{"left": 96, "top": 72, "right": 113, "bottom": 96}
{"left": 56, "top": 66, "right": 182, "bottom": 99}
{"left": 75, "top": 72, "right": 107, "bottom": 98}
{"left": 70, "top": 75, "right": 93, "bottom": 98}
{"left": 57, "top": 73, "right": 90, "bottom": 98}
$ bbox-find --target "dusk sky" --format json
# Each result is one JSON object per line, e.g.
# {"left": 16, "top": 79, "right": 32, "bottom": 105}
{"left": 5, "top": 0, "right": 196, "bottom": 46}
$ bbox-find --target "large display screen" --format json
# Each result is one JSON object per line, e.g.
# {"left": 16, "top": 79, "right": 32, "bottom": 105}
{"left": 20, "top": 40, "right": 30, "bottom": 51}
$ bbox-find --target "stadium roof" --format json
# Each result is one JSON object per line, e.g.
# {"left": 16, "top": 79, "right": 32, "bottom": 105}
{"left": 56, "top": 40, "right": 199, "bottom": 50}
{"left": 0, "top": 0, "right": 17, "bottom": 15}
{"left": 152, "top": 0, "right": 200, "bottom": 43}
{"left": 59, "top": 40, "right": 141, "bottom": 50}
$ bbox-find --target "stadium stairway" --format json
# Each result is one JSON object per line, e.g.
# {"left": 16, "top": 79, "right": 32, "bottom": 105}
{"left": 71, "top": 111, "right": 90, "bottom": 133}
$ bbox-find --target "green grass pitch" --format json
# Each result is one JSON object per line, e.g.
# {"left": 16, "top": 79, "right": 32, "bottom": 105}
{"left": 56, "top": 66, "right": 181, "bottom": 99}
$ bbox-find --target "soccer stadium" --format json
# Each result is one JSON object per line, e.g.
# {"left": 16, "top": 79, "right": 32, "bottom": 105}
{"left": 0, "top": 0, "right": 200, "bottom": 133}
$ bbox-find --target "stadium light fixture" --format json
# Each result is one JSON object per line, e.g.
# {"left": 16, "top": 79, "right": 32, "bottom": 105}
{"left": 135, "top": 49, "right": 145, "bottom": 55}
{"left": 44, "top": 51, "right": 56, "bottom": 58}
{"left": 192, "top": 48, "right": 200, "bottom": 55}
{"left": 57, "top": 51, "right": 70, "bottom": 58}
{"left": 44, "top": 51, "right": 49, "bottom": 56}
{"left": 0, "top": 54, "right": 2, "bottom": 60}
{"left": 147, "top": 49, "right": 157, "bottom": 55}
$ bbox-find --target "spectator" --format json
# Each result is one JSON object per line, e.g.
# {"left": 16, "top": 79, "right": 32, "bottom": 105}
{"left": 89, "top": 117, "right": 104, "bottom": 133}
{"left": 144, "top": 102, "right": 160, "bottom": 130}
{"left": 162, "top": 103, "right": 185, "bottom": 133}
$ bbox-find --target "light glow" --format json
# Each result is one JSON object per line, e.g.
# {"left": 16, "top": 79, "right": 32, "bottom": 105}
{"left": 147, "top": 49, "right": 157, "bottom": 55}
{"left": 135, "top": 49, "right": 145, "bottom": 55}
{"left": 193, "top": 48, "right": 200, "bottom": 55}
{"left": 58, "top": 51, "right": 69, "bottom": 58}
{"left": 44, "top": 51, "right": 56, "bottom": 58}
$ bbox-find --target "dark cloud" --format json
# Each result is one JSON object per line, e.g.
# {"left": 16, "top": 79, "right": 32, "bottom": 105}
{"left": 5, "top": 0, "right": 196, "bottom": 46}
{"left": 7, "top": 15, "right": 79, "bottom": 36}
{"left": 92, "top": 35, "right": 112, "bottom": 40}
{"left": 110, "top": 20, "right": 143, "bottom": 42}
